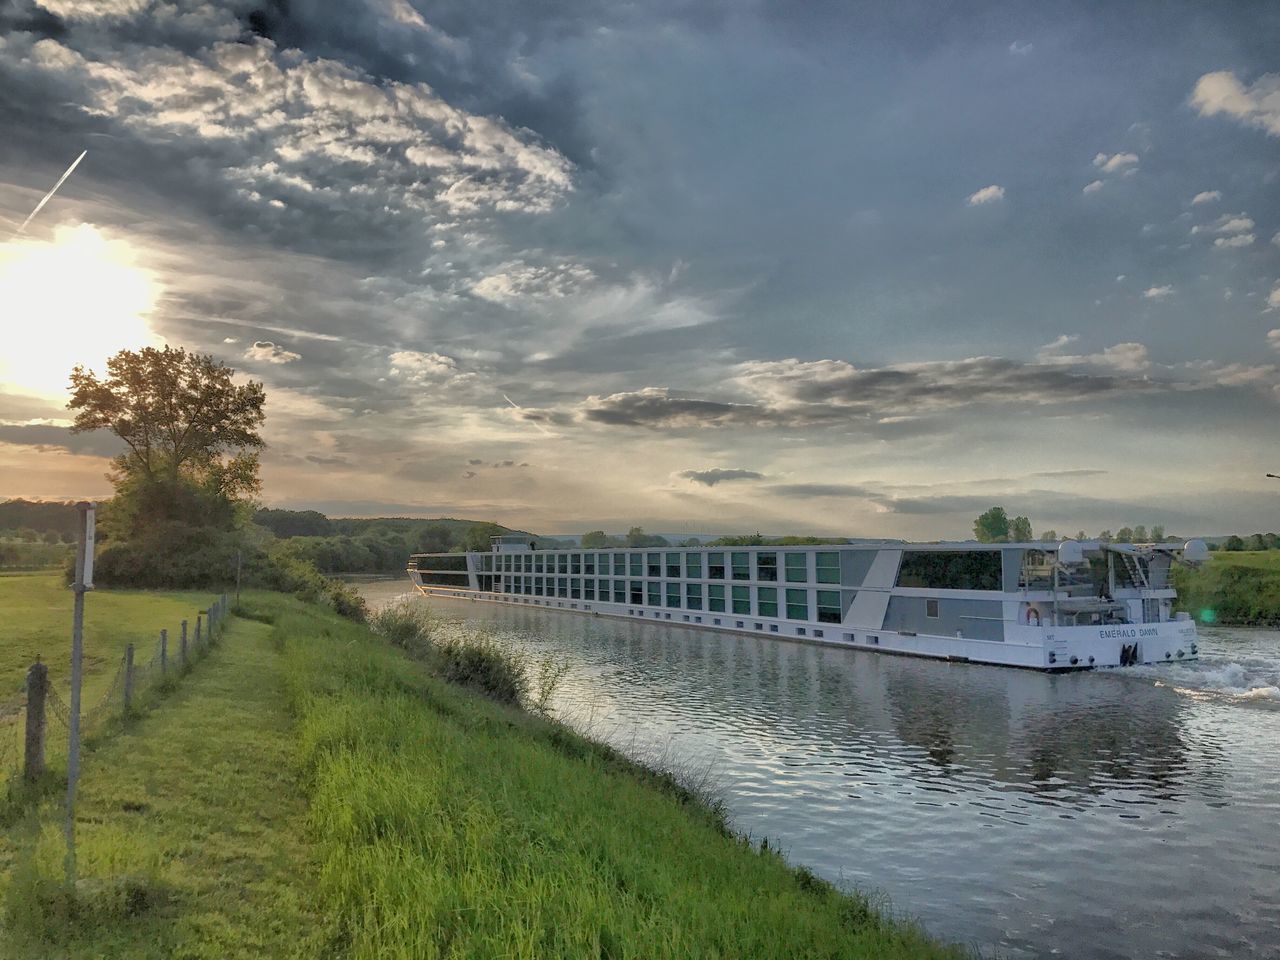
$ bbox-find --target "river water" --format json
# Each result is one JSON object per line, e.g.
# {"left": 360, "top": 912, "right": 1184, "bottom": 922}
{"left": 354, "top": 578, "right": 1280, "bottom": 959}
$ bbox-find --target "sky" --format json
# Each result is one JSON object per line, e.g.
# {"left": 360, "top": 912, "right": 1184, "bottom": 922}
{"left": 0, "top": 0, "right": 1279, "bottom": 539}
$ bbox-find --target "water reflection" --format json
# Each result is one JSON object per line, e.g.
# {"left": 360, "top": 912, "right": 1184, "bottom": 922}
{"left": 354, "top": 583, "right": 1280, "bottom": 960}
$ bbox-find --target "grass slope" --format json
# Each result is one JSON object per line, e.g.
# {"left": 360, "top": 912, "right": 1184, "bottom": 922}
{"left": 270, "top": 594, "right": 965, "bottom": 960}
{"left": 1, "top": 615, "right": 324, "bottom": 958}
{"left": 1173, "top": 552, "right": 1280, "bottom": 626}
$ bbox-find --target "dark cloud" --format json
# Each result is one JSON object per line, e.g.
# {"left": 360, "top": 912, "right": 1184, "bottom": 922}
{"left": 767, "top": 483, "right": 878, "bottom": 499}
{"left": 305, "top": 454, "right": 350, "bottom": 466}
{"left": 1029, "top": 469, "right": 1109, "bottom": 478}
{"left": 0, "top": 424, "right": 123, "bottom": 457}
{"left": 680, "top": 468, "right": 764, "bottom": 486}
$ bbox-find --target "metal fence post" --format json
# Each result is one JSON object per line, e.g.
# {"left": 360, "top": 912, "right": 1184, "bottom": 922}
{"left": 23, "top": 661, "right": 48, "bottom": 781}
{"left": 123, "top": 644, "right": 134, "bottom": 712}
{"left": 160, "top": 628, "right": 169, "bottom": 676}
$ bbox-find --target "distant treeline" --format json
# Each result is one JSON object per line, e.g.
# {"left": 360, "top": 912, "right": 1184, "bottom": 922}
{"left": 254, "top": 510, "right": 546, "bottom": 574}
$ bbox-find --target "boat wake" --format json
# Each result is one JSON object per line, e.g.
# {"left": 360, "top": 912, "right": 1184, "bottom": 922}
{"left": 1133, "top": 657, "right": 1280, "bottom": 706}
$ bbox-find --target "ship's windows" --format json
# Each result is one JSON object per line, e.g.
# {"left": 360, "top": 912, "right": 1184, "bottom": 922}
{"left": 844, "top": 632, "right": 855, "bottom": 642}
{"left": 797, "top": 627, "right": 807, "bottom": 636}
{"left": 686, "top": 583, "right": 703, "bottom": 609}
{"left": 665, "top": 552, "right": 680, "bottom": 578}
{"left": 584, "top": 581, "right": 594, "bottom": 601}
{"left": 770, "top": 624, "right": 778, "bottom": 632}
{"left": 418, "top": 554, "right": 469, "bottom": 572}
{"left": 926, "top": 598, "right": 940, "bottom": 618}
{"left": 785, "top": 553, "right": 808, "bottom": 583}
{"left": 558, "top": 554, "right": 569, "bottom": 574}
{"left": 647, "top": 553, "right": 662, "bottom": 577}
{"left": 896, "top": 551, "right": 1001, "bottom": 590}
{"left": 817, "top": 590, "right": 841, "bottom": 623}
{"left": 571, "top": 554, "right": 582, "bottom": 574}
{"left": 708, "top": 584, "right": 726, "bottom": 612}
{"left": 757, "top": 586, "right": 778, "bottom": 618}
{"left": 584, "top": 554, "right": 595, "bottom": 575}
{"left": 558, "top": 577, "right": 568, "bottom": 598}
{"left": 731, "top": 552, "right": 750, "bottom": 580}
{"left": 630, "top": 581, "right": 643, "bottom": 604}
{"left": 534, "top": 576, "right": 543, "bottom": 594}
{"left": 534, "top": 556, "right": 544, "bottom": 573}
{"left": 647, "top": 581, "right": 661, "bottom": 606}
{"left": 666, "top": 582, "right": 681, "bottom": 607}
{"left": 422, "top": 572, "right": 470, "bottom": 587}
{"left": 757, "top": 553, "right": 778, "bottom": 581}
{"left": 629, "top": 554, "right": 642, "bottom": 576}
{"left": 683, "top": 615, "right": 690, "bottom": 622}
{"left": 614, "top": 553, "right": 626, "bottom": 575}
{"left": 816, "top": 552, "right": 840, "bottom": 584}
{"left": 686, "top": 552, "right": 702, "bottom": 578}
{"left": 571, "top": 581, "right": 581, "bottom": 599}
{"left": 786, "top": 588, "right": 808, "bottom": 620}
{"left": 614, "top": 581, "right": 626, "bottom": 603}
{"left": 708, "top": 553, "right": 726, "bottom": 579}
{"left": 731, "top": 585, "right": 750, "bottom": 614}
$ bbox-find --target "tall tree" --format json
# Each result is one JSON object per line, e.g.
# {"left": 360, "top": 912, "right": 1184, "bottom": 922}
{"left": 69, "top": 346, "right": 265, "bottom": 535}
{"left": 1010, "top": 515, "right": 1033, "bottom": 542}
{"left": 972, "top": 506, "right": 1010, "bottom": 543}
{"left": 581, "top": 530, "right": 609, "bottom": 548}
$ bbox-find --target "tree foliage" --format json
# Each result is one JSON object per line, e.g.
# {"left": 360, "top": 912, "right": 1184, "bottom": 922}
{"left": 1009, "top": 515, "right": 1033, "bottom": 542}
{"left": 972, "top": 507, "right": 1010, "bottom": 543}
{"left": 69, "top": 347, "right": 266, "bottom": 538}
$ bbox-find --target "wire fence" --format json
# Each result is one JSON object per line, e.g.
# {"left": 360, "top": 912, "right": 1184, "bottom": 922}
{"left": 2, "top": 593, "right": 231, "bottom": 788}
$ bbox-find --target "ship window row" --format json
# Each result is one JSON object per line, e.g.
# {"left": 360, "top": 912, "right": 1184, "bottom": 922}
{"left": 479, "top": 550, "right": 842, "bottom": 584}
{"left": 482, "top": 575, "right": 843, "bottom": 622}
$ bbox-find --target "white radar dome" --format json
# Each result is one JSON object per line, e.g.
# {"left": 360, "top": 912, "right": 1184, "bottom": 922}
{"left": 1182, "top": 539, "right": 1210, "bottom": 563}
{"left": 1057, "top": 540, "right": 1086, "bottom": 565}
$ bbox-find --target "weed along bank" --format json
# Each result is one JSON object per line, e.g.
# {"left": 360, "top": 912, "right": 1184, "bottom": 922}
{"left": 411, "top": 535, "right": 1209, "bottom": 670}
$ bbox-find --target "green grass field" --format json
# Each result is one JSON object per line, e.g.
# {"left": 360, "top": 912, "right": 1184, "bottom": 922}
{"left": 1, "top": 577, "right": 964, "bottom": 958}
{"left": 0, "top": 604, "right": 325, "bottom": 958}
{"left": 0, "top": 573, "right": 216, "bottom": 703}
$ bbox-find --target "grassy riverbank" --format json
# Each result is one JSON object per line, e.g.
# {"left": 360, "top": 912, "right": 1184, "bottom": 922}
{"left": 1173, "top": 552, "right": 1280, "bottom": 626}
{"left": 1, "top": 578, "right": 964, "bottom": 958}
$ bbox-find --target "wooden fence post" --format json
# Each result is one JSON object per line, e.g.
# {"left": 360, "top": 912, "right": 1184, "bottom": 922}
{"left": 123, "top": 644, "right": 135, "bottom": 712}
{"left": 180, "top": 621, "right": 189, "bottom": 667}
{"left": 23, "top": 661, "right": 48, "bottom": 781}
{"left": 195, "top": 614, "right": 203, "bottom": 649}
{"left": 160, "top": 628, "right": 168, "bottom": 676}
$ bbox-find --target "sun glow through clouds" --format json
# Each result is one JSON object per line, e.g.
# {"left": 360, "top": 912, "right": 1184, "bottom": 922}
{"left": 0, "top": 223, "right": 159, "bottom": 397}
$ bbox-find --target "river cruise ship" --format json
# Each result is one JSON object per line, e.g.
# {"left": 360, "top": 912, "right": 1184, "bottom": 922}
{"left": 407, "top": 537, "right": 1208, "bottom": 671}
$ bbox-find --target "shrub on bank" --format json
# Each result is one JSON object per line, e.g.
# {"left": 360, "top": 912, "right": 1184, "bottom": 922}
{"left": 87, "top": 523, "right": 366, "bottom": 622}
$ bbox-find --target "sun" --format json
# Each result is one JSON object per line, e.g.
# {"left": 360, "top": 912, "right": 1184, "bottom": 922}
{"left": 0, "top": 223, "right": 160, "bottom": 399}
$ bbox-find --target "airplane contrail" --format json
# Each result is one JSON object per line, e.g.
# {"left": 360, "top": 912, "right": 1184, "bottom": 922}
{"left": 504, "top": 393, "right": 554, "bottom": 436}
{"left": 15, "top": 149, "right": 87, "bottom": 235}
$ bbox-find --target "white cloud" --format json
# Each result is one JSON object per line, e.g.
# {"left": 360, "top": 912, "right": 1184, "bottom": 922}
{"left": 1191, "top": 190, "right": 1221, "bottom": 205}
{"left": 1268, "top": 285, "right": 1280, "bottom": 312}
{"left": 966, "top": 184, "right": 1005, "bottom": 206}
{"left": 1092, "top": 152, "right": 1139, "bottom": 174}
{"left": 1082, "top": 180, "right": 1104, "bottom": 195}
{"left": 471, "top": 261, "right": 595, "bottom": 304}
{"left": 1274, "top": 232, "right": 1280, "bottom": 248}
{"left": 1009, "top": 41, "right": 1033, "bottom": 55}
{"left": 1268, "top": 329, "right": 1280, "bottom": 353}
{"left": 1190, "top": 71, "right": 1280, "bottom": 137}
{"left": 1192, "top": 213, "right": 1256, "bottom": 239}
{"left": 1214, "top": 234, "right": 1255, "bottom": 248}
{"left": 1143, "top": 285, "right": 1174, "bottom": 300}
{"left": 1037, "top": 336, "right": 1151, "bottom": 373}
{"left": 245, "top": 341, "right": 300, "bottom": 364}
